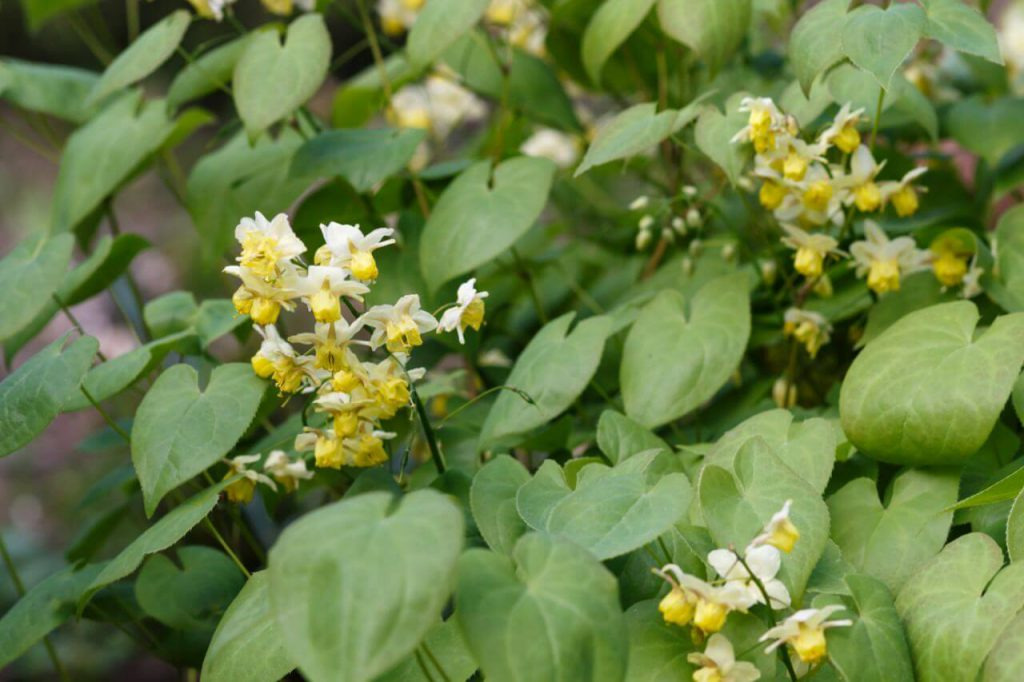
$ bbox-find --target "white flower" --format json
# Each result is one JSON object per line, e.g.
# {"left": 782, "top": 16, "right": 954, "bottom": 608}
{"left": 520, "top": 128, "right": 579, "bottom": 168}
{"left": 961, "top": 255, "right": 984, "bottom": 299}
{"left": 390, "top": 83, "right": 433, "bottom": 130}
{"left": 438, "top": 278, "right": 489, "bottom": 344}
{"left": 233, "top": 212, "right": 306, "bottom": 281}
{"left": 296, "top": 265, "right": 370, "bottom": 323}
{"left": 189, "top": 0, "right": 237, "bottom": 22}
{"left": 760, "top": 605, "right": 853, "bottom": 664}
{"left": 425, "top": 74, "right": 487, "bottom": 138}
{"left": 687, "top": 634, "right": 762, "bottom": 682}
{"left": 318, "top": 222, "right": 396, "bottom": 281}
{"left": 629, "top": 195, "right": 649, "bottom": 210}
{"left": 288, "top": 319, "right": 367, "bottom": 373}
{"left": 850, "top": 221, "right": 930, "bottom": 294}
{"left": 750, "top": 500, "right": 800, "bottom": 553}
{"left": 708, "top": 545, "right": 791, "bottom": 610}
{"left": 362, "top": 294, "right": 439, "bottom": 353}
{"left": 224, "top": 264, "right": 300, "bottom": 326}
{"left": 263, "top": 450, "right": 313, "bottom": 492}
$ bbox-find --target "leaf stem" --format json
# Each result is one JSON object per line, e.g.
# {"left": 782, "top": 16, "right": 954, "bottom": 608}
{"left": 354, "top": 0, "right": 394, "bottom": 103}
{"left": 736, "top": 554, "right": 798, "bottom": 682}
{"left": 80, "top": 385, "right": 132, "bottom": 444}
{"left": 412, "top": 387, "right": 447, "bottom": 475}
{"left": 203, "top": 517, "right": 251, "bottom": 578}
{"left": 53, "top": 293, "right": 108, "bottom": 361}
{"left": 437, "top": 384, "right": 534, "bottom": 427}
{"left": 869, "top": 87, "right": 885, "bottom": 150}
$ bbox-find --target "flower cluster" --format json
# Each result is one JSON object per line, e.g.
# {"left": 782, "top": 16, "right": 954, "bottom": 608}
{"left": 654, "top": 501, "right": 851, "bottom": 678}
{"left": 186, "top": 0, "right": 312, "bottom": 21}
{"left": 379, "top": 0, "right": 548, "bottom": 56}
{"left": 223, "top": 212, "right": 487, "bottom": 495}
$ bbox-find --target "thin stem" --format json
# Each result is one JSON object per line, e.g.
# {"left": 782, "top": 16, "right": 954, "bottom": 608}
{"left": 656, "top": 536, "right": 673, "bottom": 565}
{"left": 81, "top": 385, "right": 132, "bottom": 443}
{"left": 54, "top": 294, "right": 108, "bottom": 361}
{"left": 412, "top": 388, "right": 447, "bottom": 474}
{"left": 0, "top": 113, "right": 59, "bottom": 162}
{"left": 438, "top": 385, "right": 534, "bottom": 427}
{"left": 125, "top": 0, "right": 139, "bottom": 41}
{"left": 641, "top": 236, "right": 670, "bottom": 280}
{"left": 1, "top": 534, "right": 69, "bottom": 681}
{"left": 65, "top": 12, "right": 114, "bottom": 65}
{"left": 421, "top": 642, "right": 453, "bottom": 682}
{"left": 736, "top": 554, "right": 798, "bottom": 682}
{"left": 355, "top": 0, "right": 394, "bottom": 103}
{"left": 203, "top": 518, "right": 251, "bottom": 578}
{"left": 869, "top": 87, "right": 885, "bottom": 150}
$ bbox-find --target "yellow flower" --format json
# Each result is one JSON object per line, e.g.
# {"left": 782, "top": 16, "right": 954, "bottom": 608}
{"left": 222, "top": 454, "right": 276, "bottom": 504}
{"left": 759, "top": 181, "right": 787, "bottom": 210}
{"left": 363, "top": 294, "right": 439, "bottom": 354}
{"left": 318, "top": 223, "right": 396, "bottom": 282}
{"left": 802, "top": 180, "right": 833, "bottom": 212}
{"left": 687, "top": 634, "right": 762, "bottom": 682}
{"left": 439, "top": 278, "right": 489, "bottom": 344}
{"left": 261, "top": 0, "right": 292, "bottom": 14}
{"left": 760, "top": 606, "right": 853, "bottom": 665}
{"left": 224, "top": 265, "right": 300, "bottom": 324}
{"left": 850, "top": 221, "right": 929, "bottom": 294}
{"left": 731, "top": 97, "right": 784, "bottom": 154}
{"left": 782, "top": 149, "right": 808, "bottom": 181}
{"left": 296, "top": 266, "right": 370, "bottom": 324}
{"left": 784, "top": 308, "right": 831, "bottom": 358}
{"left": 694, "top": 599, "right": 730, "bottom": 634}
{"left": 879, "top": 167, "right": 927, "bottom": 217}
{"left": 289, "top": 321, "right": 365, "bottom": 373}
{"left": 315, "top": 435, "right": 345, "bottom": 469}
{"left": 818, "top": 102, "right": 864, "bottom": 154}
{"left": 780, "top": 225, "right": 841, "bottom": 279}
{"left": 659, "top": 586, "right": 696, "bottom": 627}
{"left": 750, "top": 500, "right": 799, "bottom": 553}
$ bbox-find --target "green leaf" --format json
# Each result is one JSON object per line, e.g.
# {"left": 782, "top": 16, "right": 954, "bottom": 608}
{"left": 826, "top": 62, "right": 885, "bottom": 115}
{"left": 621, "top": 274, "right": 751, "bottom": 429}
{"left": 132, "top": 363, "right": 267, "bottom": 516}
{"left": 622, "top": 599, "right": 695, "bottom": 681}
{"left": 81, "top": 481, "right": 231, "bottom": 610}
{"left": 896, "top": 533, "right": 1024, "bottom": 682}
{"left": 135, "top": 545, "right": 245, "bottom": 630}
{"left": 657, "top": 0, "right": 752, "bottom": 72}
{"left": 0, "top": 233, "right": 74, "bottom": 344}
{"left": 596, "top": 410, "right": 670, "bottom": 465}
{"left": 88, "top": 10, "right": 190, "bottom": 105}
{"left": 0, "top": 562, "right": 105, "bottom": 668}
{"left": 859, "top": 272, "right": 955, "bottom": 347}
{"left": 202, "top": 571, "right": 295, "bottom": 682}
{"left": 144, "top": 291, "right": 198, "bottom": 338}
{"left": 983, "top": 611, "right": 1024, "bottom": 681}
{"left": 407, "top": 0, "right": 488, "bottom": 70}
{"left": 0, "top": 58, "right": 99, "bottom": 122}
{"left": 779, "top": 78, "right": 834, "bottom": 128}
{"left": 185, "top": 129, "right": 308, "bottom": 261}
{"left": 839, "top": 302, "right": 1024, "bottom": 466}
{"left": 816, "top": 574, "right": 914, "bottom": 682}
{"left": 841, "top": 3, "right": 924, "bottom": 90}
{"left": 233, "top": 14, "right": 331, "bottom": 138}
{"left": 168, "top": 34, "right": 251, "bottom": 110}
{"left": 18, "top": 0, "right": 96, "bottom": 30}
{"left": 582, "top": 0, "right": 657, "bottom": 84}
{"left": 698, "top": 438, "right": 830, "bottom": 601}
{"left": 0, "top": 334, "right": 98, "bottom": 457}
{"left": 516, "top": 451, "right": 692, "bottom": 560}
{"left": 455, "top": 532, "right": 628, "bottom": 682}
{"left": 788, "top": 0, "right": 851, "bottom": 95}
{"left": 1008, "top": 488, "right": 1024, "bottom": 563}
{"left": 986, "top": 204, "right": 1024, "bottom": 312}
{"left": 419, "top": 156, "right": 555, "bottom": 292}
{"left": 703, "top": 409, "right": 841, "bottom": 493}
{"left": 268, "top": 490, "right": 463, "bottom": 682}
{"left": 920, "top": 0, "right": 1002, "bottom": 65}
{"left": 374, "top": 618, "right": 478, "bottom": 682}
{"left": 946, "top": 96, "right": 1024, "bottom": 167}
{"left": 480, "top": 313, "right": 612, "bottom": 447}
{"left": 694, "top": 93, "right": 752, "bottom": 185}
{"left": 827, "top": 468, "right": 960, "bottom": 592}
{"left": 470, "top": 454, "right": 531, "bottom": 556}
{"left": 289, "top": 128, "right": 427, "bottom": 192}
{"left": 196, "top": 299, "right": 247, "bottom": 349}
{"left": 949, "top": 464, "right": 1024, "bottom": 511}
{"left": 51, "top": 92, "right": 177, "bottom": 234}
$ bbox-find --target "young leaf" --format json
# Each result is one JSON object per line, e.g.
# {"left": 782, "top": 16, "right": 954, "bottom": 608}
{"left": 0, "top": 58, "right": 99, "bottom": 122}
{"left": 576, "top": 103, "right": 679, "bottom": 177}
{"left": 480, "top": 313, "right": 612, "bottom": 447}
{"left": 985, "top": 204, "right": 1024, "bottom": 312}
{"left": 289, "top": 128, "right": 427, "bottom": 192}
{"left": 839, "top": 302, "right": 1024, "bottom": 466}
{"left": 621, "top": 274, "right": 751, "bottom": 429}
{"left": 407, "top": 0, "right": 488, "bottom": 70}
{"left": 788, "top": 0, "right": 851, "bottom": 96}
{"left": 581, "top": 0, "right": 657, "bottom": 84}
{"left": 168, "top": 34, "right": 252, "bottom": 110}
{"left": 0, "top": 334, "right": 98, "bottom": 457}
{"left": 920, "top": 0, "right": 1002, "bottom": 65}
{"left": 596, "top": 410, "right": 670, "bottom": 465}
{"left": 0, "top": 232, "right": 74, "bottom": 344}
{"left": 88, "top": 10, "right": 191, "bottom": 105}
{"left": 455, "top": 533, "right": 628, "bottom": 682}
{"left": 233, "top": 14, "right": 331, "bottom": 138}
{"left": 469, "top": 454, "right": 531, "bottom": 556}
{"left": 657, "top": 0, "right": 752, "bottom": 72}
{"left": 841, "top": 3, "right": 925, "bottom": 90}
{"left": 132, "top": 363, "right": 267, "bottom": 516}
{"left": 419, "top": 156, "right": 555, "bottom": 292}
{"left": 201, "top": 571, "right": 296, "bottom": 682}
{"left": 268, "top": 490, "right": 464, "bottom": 682}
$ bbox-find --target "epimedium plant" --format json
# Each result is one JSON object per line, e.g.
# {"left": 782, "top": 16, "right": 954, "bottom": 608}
{"left": 2, "top": 0, "right": 1024, "bottom": 680}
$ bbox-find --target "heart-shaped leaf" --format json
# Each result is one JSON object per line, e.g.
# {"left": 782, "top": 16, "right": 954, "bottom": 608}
{"left": 202, "top": 571, "right": 296, "bottom": 682}
{"left": 581, "top": 0, "right": 657, "bottom": 84}
{"left": 289, "top": 127, "right": 427, "bottom": 192}
{"left": 419, "top": 156, "right": 555, "bottom": 292}
{"left": 132, "top": 363, "right": 267, "bottom": 516}
{"left": 896, "top": 533, "right": 1024, "bottom": 682}
{"left": 947, "top": 96, "right": 1024, "bottom": 167}
{"left": 789, "top": 0, "right": 850, "bottom": 95}
{"left": 621, "top": 274, "right": 751, "bottom": 429}
{"left": 268, "top": 490, "right": 463, "bottom": 682}
{"left": 233, "top": 14, "right": 331, "bottom": 138}
{"left": 470, "top": 455, "right": 531, "bottom": 556}
{"left": 0, "top": 233, "right": 73, "bottom": 344}
{"left": 657, "top": 0, "right": 752, "bottom": 72}
{"left": 827, "top": 469, "right": 960, "bottom": 592}
{"left": 840, "top": 302, "right": 1024, "bottom": 466}
{"left": 516, "top": 451, "right": 691, "bottom": 561}
{"left": 455, "top": 532, "right": 627, "bottom": 682}
{"left": 983, "top": 201, "right": 1024, "bottom": 312}
{"left": 841, "top": 3, "right": 925, "bottom": 90}
{"left": 596, "top": 410, "right": 670, "bottom": 465}
{"left": 480, "top": 313, "right": 612, "bottom": 448}
{"left": 407, "top": 0, "right": 488, "bottom": 70}
{"left": 0, "top": 58, "right": 99, "bottom": 123}
{"left": 135, "top": 545, "right": 245, "bottom": 630}
{"left": 168, "top": 34, "right": 252, "bottom": 110}
{"left": 374, "top": 618, "right": 478, "bottom": 682}
{"left": 921, "top": 0, "right": 1002, "bottom": 65}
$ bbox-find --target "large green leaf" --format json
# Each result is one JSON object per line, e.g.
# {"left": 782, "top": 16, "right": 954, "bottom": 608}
{"left": 0, "top": 233, "right": 73, "bottom": 344}
{"left": 621, "top": 274, "right": 751, "bottom": 429}
{"left": 88, "top": 10, "right": 190, "bottom": 105}
{"left": 455, "top": 532, "right": 628, "bottom": 682}
{"left": 947, "top": 96, "right": 1024, "bottom": 167}
{"left": 581, "top": 0, "right": 657, "bottom": 84}
{"left": 516, "top": 451, "right": 691, "bottom": 561}
{"left": 859, "top": 272, "right": 955, "bottom": 348}
{"left": 407, "top": 0, "right": 488, "bottom": 70}
{"left": 80, "top": 481, "right": 231, "bottom": 610}
{"left": 0, "top": 58, "right": 99, "bottom": 122}
{"left": 1008, "top": 488, "right": 1024, "bottom": 563}
{"left": 827, "top": 469, "right": 960, "bottom": 592}
{"left": 985, "top": 203, "right": 1024, "bottom": 311}
{"left": 694, "top": 93, "right": 752, "bottom": 184}
{"left": 921, "top": 0, "right": 1002, "bottom": 65}
{"left": 0, "top": 562, "right": 105, "bottom": 668}
{"left": 698, "top": 438, "right": 830, "bottom": 601}
{"left": 268, "top": 490, "right": 463, "bottom": 682}
{"left": 374, "top": 618, "right": 478, "bottom": 682}
{"left": 135, "top": 545, "right": 244, "bottom": 631}
{"left": 896, "top": 533, "right": 1024, "bottom": 682}
{"left": 233, "top": 14, "right": 331, "bottom": 137}
{"left": 840, "top": 302, "right": 1024, "bottom": 465}
{"left": 657, "top": 0, "right": 752, "bottom": 72}
{"left": 289, "top": 128, "right": 426, "bottom": 192}
{"left": 419, "top": 156, "right": 555, "bottom": 292}
{"left": 596, "top": 410, "right": 670, "bottom": 465}
{"left": 469, "top": 454, "right": 531, "bottom": 556}
{"left": 168, "top": 34, "right": 252, "bottom": 110}
{"left": 202, "top": 571, "right": 295, "bottom": 682}
{"left": 622, "top": 600, "right": 694, "bottom": 681}
{"left": 132, "top": 363, "right": 267, "bottom": 516}
{"left": 0, "top": 334, "right": 98, "bottom": 457}
{"left": 788, "top": 0, "right": 850, "bottom": 95}
{"left": 480, "top": 313, "right": 612, "bottom": 447}
{"left": 841, "top": 3, "right": 925, "bottom": 90}
{"left": 51, "top": 92, "right": 177, "bottom": 234}
{"left": 983, "top": 611, "right": 1024, "bottom": 681}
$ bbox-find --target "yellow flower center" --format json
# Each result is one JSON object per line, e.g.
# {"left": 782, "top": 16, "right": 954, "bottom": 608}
{"left": 333, "top": 412, "right": 360, "bottom": 439}
{"left": 753, "top": 130, "right": 776, "bottom": 154}
{"left": 400, "top": 0, "right": 423, "bottom": 9}
{"left": 315, "top": 338, "right": 346, "bottom": 372}
{"left": 350, "top": 249, "right": 379, "bottom": 281}
{"left": 794, "top": 246, "right": 824, "bottom": 278}
{"left": 385, "top": 317, "right": 423, "bottom": 353}
{"left": 694, "top": 599, "right": 729, "bottom": 634}
{"left": 933, "top": 250, "right": 967, "bottom": 287}
{"left": 759, "top": 181, "right": 786, "bottom": 210}
{"left": 240, "top": 231, "right": 283, "bottom": 281}
{"left": 381, "top": 15, "right": 406, "bottom": 36}
{"left": 332, "top": 370, "right": 361, "bottom": 393}
{"left": 272, "top": 357, "right": 305, "bottom": 394}
{"left": 314, "top": 244, "right": 332, "bottom": 266}
{"left": 251, "top": 298, "right": 282, "bottom": 326}
{"left": 261, "top": 0, "right": 293, "bottom": 15}
{"left": 792, "top": 624, "right": 828, "bottom": 664}
{"left": 694, "top": 668, "right": 723, "bottom": 682}
{"left": 232, "top": 287, "right": 253, "bottom": 315}
{"left": 392, "top": 106, "right": 432, "bottom": 130}
{"left": 462, "top": 297, "right": 486, "bottom": 332}
{"left": 377, "top": 376, "right": 411, "bottom": 413}
{"left": 224, "top": 475, "right": 255, "bottom": 505}
{"left": 354, "top": 435, "right": 389, "bottom": 467}
{"left": 658, "top": 587, "right": 695, "bottom": 627}
{"left": 867, "top": 259, "right": 901, "bottom": 294}
{"left": 315, "top": 436, "right": 345, "bottom": 469}
{"left": 769, "top": 518, "right": 800, "bottom": 553}
{"left": 854, "top": 182, "right": 882, "bottom": 212}
{"left": 834, "top": 124, "right": 860, "bottom": 154}
{"left": 251, "top": 354, "right": 275, "bottom": 379}
{"left": 891, "top": 185, "right": 919, "bottom": 217}
{"left": 783, "top": 150, "right": 808, "bottom": 181}
{"left": 802, "top": 181, "right": 833, "bottom": 212}
{"left": 309, "top": 284, "right": 340, "bottom": 323}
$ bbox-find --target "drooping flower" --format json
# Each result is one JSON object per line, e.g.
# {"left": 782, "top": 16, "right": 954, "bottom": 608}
{"left": 760, "top": 605, "right": 853, "bottom": 665}
{"left": 750, "top": 500, "right": 800, "bottom": 553}
{"left": 654, "top": 564, "right": 751, "bottom": 634}
{"left": 225, "top": 265, "right": 300, "bottom": 326}
{"left": 263, "top": 450, "right": 314, "bottom": 492}
{"left": 687, "top": 634, "right": 762, "bottom": 682}
{"left": 295, "top": 266, "right": 370, "bottom": 324}
{"left": 818, "top": 103, "right": 865, "bottom": 154}
{"left": 837, "top": 145, "right": 886, "bottom": 213}
{"left": 732, "top": 97, "right": 786, "bottom": 154}
{"left": 879, "top": 166, "right": 928, "bottom": 217}
{"left": 317, "top": 223, "right": 397, "bottom": 282}
{"left": 849, "top": 221, "right": 930, "bottom": 294}
{"left": 362, "top": 294, "right": 439, "bottom": 353}
{"left": 439, "top": 278, "right": 489, "bottom": 344}
{"left": 780, "top": 225, "right": 841, "bottom": 279}
{"left": 784, "top": 308, "right": 832, "bottom": 358}
{"left": 288, "top": 319, "right": 367, "bottom": 373}
{"left": 187, "top": 0, "right": 237, "bottom": 21}
{"left": 222, "top": 454, "right": 277, "bottom": 504}
{"left": 708, "top": 545, "right": 791, "bottom": 610}
{"left": 377, "top": 0, "right": 421, "bottom": 35}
